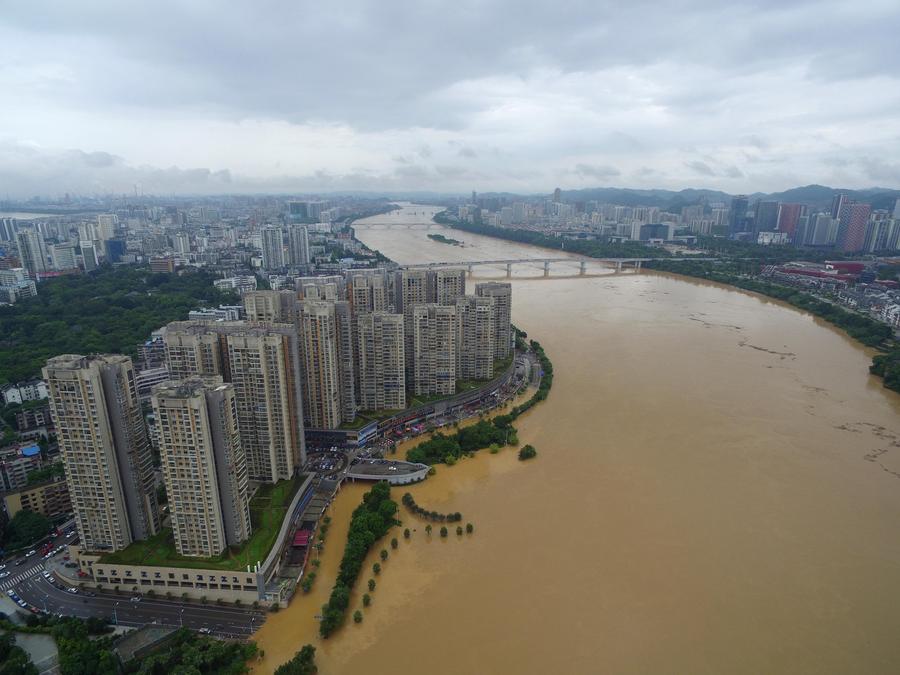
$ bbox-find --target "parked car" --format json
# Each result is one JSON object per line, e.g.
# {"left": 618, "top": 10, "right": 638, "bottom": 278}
{"left": 25, "top": 550, "right": 36, "bottom": 557}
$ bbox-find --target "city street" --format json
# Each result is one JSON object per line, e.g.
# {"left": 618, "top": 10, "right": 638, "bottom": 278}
{"left": 3, "top": 528, "right": 266, "bottom": 639}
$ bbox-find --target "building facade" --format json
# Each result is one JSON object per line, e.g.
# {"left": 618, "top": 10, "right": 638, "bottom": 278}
{"left": 356, "top": 312, "right": 406, "bottom": 410}
{"left": 152, "top": 378, "right": 252, "bottom": 557}
{"left": 43, "top": 354, "right": 160, "bottom": 553}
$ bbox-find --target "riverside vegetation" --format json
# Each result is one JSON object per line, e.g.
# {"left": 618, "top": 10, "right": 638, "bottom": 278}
{"left": 434, "top": 211, "right": 670, "bottom": 259}
{"left": 401, "top": 493, "right": 463, "bottom": 522}
{"left": 406, "top": 336, "right": 553, "bottom": 465}
{"left": 319, "top": 482, "right": 398, "bottom": 638}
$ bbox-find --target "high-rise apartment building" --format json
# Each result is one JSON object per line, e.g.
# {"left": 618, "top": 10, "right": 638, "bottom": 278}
{"left": 298, "top": 301, "right": 344, "bottom": 429}
{"left": 432, "top": 269, "right": 466, "bottom": 306}
{"left": 50, "top": 243, "right": 78, "bottom": 271}
{"left": 15, "top": 229, "right": 49, "bottom": 279}
{"left": 728, "top": 196, "right": 749, "bottom": 237}
{"left": 152, "top": 378, "right": 252, "bottom": 557}
{"left": 411, "top": 304, "right": 457, "bottom": 396}
{"left": 776, "top": 204, "right": 803, "bottom": 240}
{"left": 397, "top": 270, "right": 432, "bottom": 387}
{"left": 347, "top": 270, "right": 392, "bottom": 314}
{"left": 172, "top": 232, "right": 191, "bottom": 255}
{"left": 754, "top": 201, "right": 780, "bottom": 234}
{"left": 296, "top": 275, "right": 345, "bottom": 301}
{"left": 287, "top": 225, "right": 310, "bottom": 266}
{"left": 836, "top": 201, "right": 872, "bottom": 253}
{"left": 96, "top": 214, "right": 118, "bottom": 240}
{"left": 475, "top": 282, "right": 512, "bottom": 360}
{"left": 334, "top": 301, "right": 357, "bottom": 423}
{"left": 456, "top": 296, "right": 495, "bottom": 380}
{"left": 261, "top": 226, "right": 285, "bottom": 270}
{"left": 44, "top": 354, "right": 159, "bottom": 553}
{"left": 162, "top": 321, "right": 305, "bottom": 480}
{"left": 831, "top": 194, "right": 848, "bottom": 220}
{"left": 356, "top": 313, "right": 406, "bottom": 410}
{"left": 243, "top": 290, "right": 298, "bottom": 323}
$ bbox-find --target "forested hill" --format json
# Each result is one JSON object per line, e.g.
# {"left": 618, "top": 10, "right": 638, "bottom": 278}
{"left": 0, "top": 267, "right": 236, "bottom": 384}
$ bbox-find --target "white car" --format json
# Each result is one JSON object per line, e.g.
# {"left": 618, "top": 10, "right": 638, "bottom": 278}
{"left": 0, "top": 571, "right": 9, "bottom": 579}
{"left": 0, "top": 564, "right": 6, "bottom": 570}
{"left": 25, "top": 550, "right": 36, "bottom": 557}
{"left": 42, "top": 571, "right": 51, "bottom": 579}
{"left": 67, "top": 587, "right": 78, "bottom": 594}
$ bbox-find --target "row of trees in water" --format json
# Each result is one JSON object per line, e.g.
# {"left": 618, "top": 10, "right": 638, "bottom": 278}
{"left": 401, "top": 492, "right": 463, "bottom": 522}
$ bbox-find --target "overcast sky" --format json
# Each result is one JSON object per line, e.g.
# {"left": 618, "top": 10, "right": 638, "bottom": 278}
{"left": 2, "top": 0, "right": 899, "bottom": 198}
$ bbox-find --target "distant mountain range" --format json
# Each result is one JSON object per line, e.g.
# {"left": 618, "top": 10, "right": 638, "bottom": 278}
{"left": 478, "top": 185, "right": 900, "bottom": 212}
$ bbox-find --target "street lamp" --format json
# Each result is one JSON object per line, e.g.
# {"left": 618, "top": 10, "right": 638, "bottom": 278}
{"left": 114, "top": 602, "right": 119, "bottom": 626}
{"left": 180, "top": 608, "right": 184, "bottom": 627}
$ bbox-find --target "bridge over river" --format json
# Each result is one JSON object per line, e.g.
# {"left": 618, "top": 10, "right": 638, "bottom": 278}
{"left": 400, "top": 257, "right": 717, "bottom": 276}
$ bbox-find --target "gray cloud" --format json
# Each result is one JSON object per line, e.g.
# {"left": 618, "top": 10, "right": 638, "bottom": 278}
{"left": 573, "top": 163, "right": 621, "bottom": 179}
{"left": 685, "top": 161, "right": 716, "bottom": 177}
{"left": 0, "top": 1, "right": 898, "bottom": 195}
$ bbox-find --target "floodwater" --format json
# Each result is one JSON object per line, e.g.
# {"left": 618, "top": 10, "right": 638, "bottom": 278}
{"left": 254, "top": 204, "right": 900, "bottom": 674}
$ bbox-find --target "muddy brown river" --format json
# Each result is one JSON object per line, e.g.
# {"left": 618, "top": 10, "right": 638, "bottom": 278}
{"left": 253, "top": 204, "right": 900, "bottom": 674}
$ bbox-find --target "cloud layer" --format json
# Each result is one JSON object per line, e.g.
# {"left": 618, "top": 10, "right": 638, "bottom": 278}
{"left": 1, "top": 0, "right": 899, "bottom": 196}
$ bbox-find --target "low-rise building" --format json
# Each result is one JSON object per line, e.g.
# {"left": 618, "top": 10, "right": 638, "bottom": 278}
{"left": 3, "top": 477, "right": 71, "bottom": 521}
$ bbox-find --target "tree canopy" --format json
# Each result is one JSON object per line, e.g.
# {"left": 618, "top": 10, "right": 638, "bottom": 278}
{"left": 0, "top": 266, "right": 236, "bottom": 384}
{"left": 3, "top": 509, "right": 51, "bottom": 551}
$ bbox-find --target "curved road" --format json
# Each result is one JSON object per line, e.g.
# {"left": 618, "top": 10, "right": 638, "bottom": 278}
{"left": 3, "top": 530, "right": 265, "bottom": 638}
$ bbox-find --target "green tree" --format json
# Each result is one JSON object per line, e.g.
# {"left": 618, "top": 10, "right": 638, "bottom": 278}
{"left": 403, "top": 528, "right": 411, "bottom": 539}
{"left": 373, "top": 562, "right": 381, "bottom": 575}
{"left": 353, "top": 610, "right": 363, "bottom": 624}
{"left": 440, "top": 526, "right": 448, "bottom": 538}
{"left": 362, "top": 593, "right": 371, "bottom": 607}
{"left": 390, "top": 537, "right": 398, "bottom": 549}
{"left": 466, "top": 523, "right": 474, "bottom": 534}
{"left": 368, "top": 578, "right": 376, "bottom": 592}
{"left": 274, "top": 644, "right": 317, "bottom": 675}
{"left": 425, "top": 524, "right": 432, "bottom": 535}
{"left": 3, "top": 509, "right": 51, "bottom": 550}
{"left": 518, "top": 445, "right": 537, "bottom": 461}
{"left": 380, "top": 549, "right": 388, "bottom": 561}
{"left": 456, "top": 526, "right": 463, "bottom": 536}
{"left": 0, "top": 633, "right": 37, "bottom": 675}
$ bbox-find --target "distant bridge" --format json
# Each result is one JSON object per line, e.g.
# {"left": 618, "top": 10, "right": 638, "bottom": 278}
{"left": 353, "top": 222, "right": 442, "bottom": 230}
{"left": 399, "top": 257, "right": 720, "bottom": 277}
{"left": 399, "top": 258, "right": 651, "bottom": 277}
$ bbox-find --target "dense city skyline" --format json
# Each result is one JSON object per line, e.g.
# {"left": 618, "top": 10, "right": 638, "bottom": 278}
{"left": 2, "top": 1, "right": 900, "bottom": 196}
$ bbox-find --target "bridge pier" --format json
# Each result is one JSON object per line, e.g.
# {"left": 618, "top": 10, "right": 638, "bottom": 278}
{"left": 579, "top": 261, "right": 586, "bottom": 276}
{"left": 467, "top": 264, "right": 474, "bottom": 278}
{"left": 635, "top": 261, "right": 642, "bottom": 271}
{"left": 615, "top": 261, "right": 622, "bottom": 273}
{"left": 543, "top": 261, "right": 550, "bottom": 277}
{"left": 506, "top": 263, "right": 512, "bottom": 278}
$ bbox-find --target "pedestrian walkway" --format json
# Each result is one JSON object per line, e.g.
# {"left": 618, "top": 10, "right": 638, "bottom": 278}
{"left": 0, "top": 567, "right": 42, "bottom": 591}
